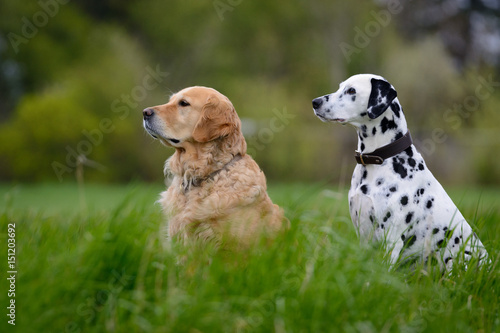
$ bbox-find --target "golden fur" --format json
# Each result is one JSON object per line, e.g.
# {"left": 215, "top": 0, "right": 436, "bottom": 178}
{"left": 143, "top": 86, "right": 286, "bottom": 247}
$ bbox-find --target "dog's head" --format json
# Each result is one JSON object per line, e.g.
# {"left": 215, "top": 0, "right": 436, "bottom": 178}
{"left": 312, "top": 74, "right": 398, "bottom": 127}
{"left": 143, "top": 86, "right": 242, "bottom": 148}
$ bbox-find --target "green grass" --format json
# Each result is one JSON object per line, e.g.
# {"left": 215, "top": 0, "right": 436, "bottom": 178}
{"left": 0, "top": 182, "right": 499, "bottom": 332}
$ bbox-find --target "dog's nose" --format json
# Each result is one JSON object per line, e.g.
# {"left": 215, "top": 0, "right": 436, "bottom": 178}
{"left": 143, "top": 108, "right": 154, "bottom": 120}
{"left": 312, "top": 98, "right": 323, "bottom": 109}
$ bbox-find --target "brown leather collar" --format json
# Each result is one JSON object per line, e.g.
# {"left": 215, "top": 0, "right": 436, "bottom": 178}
{"left": 355, "top": 131, "right": 412, "bottom": 165}
{"left": 181, "top": 153, "right": 243, "bottom": 192}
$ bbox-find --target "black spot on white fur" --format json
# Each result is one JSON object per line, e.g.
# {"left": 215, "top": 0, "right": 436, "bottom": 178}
{"left": 361, "top": 185, "right": 368, "bottom": 194}
{"left": 426, "top": 198, "right": 434, "bottom": 209}
{"left": 391, "top": 102, "right": 401, "bottom": 118}
{"left": 383, "top": 211, "right": 391, "bottom": 222}
{"left": 392, "top": 159, "right": 408, "bottom": 179}
{"left": 380, "top": 117, "right": 397, "bottom": 133}
{"left": 361, "top": 125, "right": 368, "bottom": 138}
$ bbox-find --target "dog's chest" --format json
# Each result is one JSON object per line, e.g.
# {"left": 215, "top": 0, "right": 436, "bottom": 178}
{"left": 350, "top": 146, "right": 429, "bottom": 199}
{"left": 348, "top": 149, "right": 442, "bottom": 233}
{"left": 350, "top": 162, "right": 416, "bottom": 201}
{"left": 160, "top": 177, "right": 207, "bottom": 215}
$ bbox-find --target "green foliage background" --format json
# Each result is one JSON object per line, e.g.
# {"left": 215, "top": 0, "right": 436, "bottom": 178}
{"left": 1, "top": 0, "right": 499, "bottom": 184}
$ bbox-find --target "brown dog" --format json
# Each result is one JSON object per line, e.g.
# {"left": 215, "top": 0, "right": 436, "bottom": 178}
{"left": 143, "top": 86, "right": 286, "bottom": 247}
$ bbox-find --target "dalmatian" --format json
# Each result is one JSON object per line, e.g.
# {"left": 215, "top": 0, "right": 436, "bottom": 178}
{"left": 312, "top": 74, "right": 488, "bottom": 269}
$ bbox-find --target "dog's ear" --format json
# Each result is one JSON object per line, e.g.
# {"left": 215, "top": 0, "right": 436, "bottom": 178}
{"left": 192, "top": 95, "right": 239, "bottom": 143}
{"left": 367, "top": 78, "right": 397, "bottom": 119}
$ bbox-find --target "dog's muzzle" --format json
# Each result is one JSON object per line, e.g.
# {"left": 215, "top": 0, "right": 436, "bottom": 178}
{"left": 142, "top": 108, "right": 180, "bottom": 144}
{"left": 312, "top": 97, "right": 328, "bottom": 122}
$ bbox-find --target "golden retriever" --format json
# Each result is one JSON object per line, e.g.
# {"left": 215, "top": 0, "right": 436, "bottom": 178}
{"left": 143, "top": 86, "right": 286, "bottom": 247}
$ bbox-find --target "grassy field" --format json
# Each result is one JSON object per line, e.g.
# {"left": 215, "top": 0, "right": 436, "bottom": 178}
{"left": 0, "top": 182, "right": 499, "bottom": 332}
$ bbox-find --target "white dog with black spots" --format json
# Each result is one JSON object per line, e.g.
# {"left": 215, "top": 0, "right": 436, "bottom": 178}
{"left": 312, "top": 74, "right": 488, "bottom": 270}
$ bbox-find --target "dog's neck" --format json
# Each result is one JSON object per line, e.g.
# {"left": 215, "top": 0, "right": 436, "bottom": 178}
{"left": 355, "top": 100, "right": 408, "bottom": 154}
{"left": 165, "top": 132, "right": 246, "bottom": 183}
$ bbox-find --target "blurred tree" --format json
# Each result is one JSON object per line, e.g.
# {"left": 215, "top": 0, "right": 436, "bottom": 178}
{"left": 72, "top": 0, "right": 133, "bottom": 21}
{"left": 393, "top": 0, "right": 500, "bottom": 69}
{"left": 0, "top": 2, "right": 90, "bottom": 118}
{"left": 0, "top": 0, "right": 499, "bottom": 184}
{"left": 0, "top": 20, "right": 166, "bottom": 182}
{"left": 0, "top": 88, "right": 100, "bottom": 181}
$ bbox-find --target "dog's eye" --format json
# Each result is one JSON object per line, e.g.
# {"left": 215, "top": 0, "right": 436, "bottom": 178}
{"left": 179, "top": 100, "right": 190, "bottom": 107}
{"left": 346, "top": 88, "right": 356, "bottom": 95}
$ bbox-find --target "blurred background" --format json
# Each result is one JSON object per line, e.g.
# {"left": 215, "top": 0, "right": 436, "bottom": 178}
{"left": 1, "top": 0, "right": 499, "bottom": 186}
